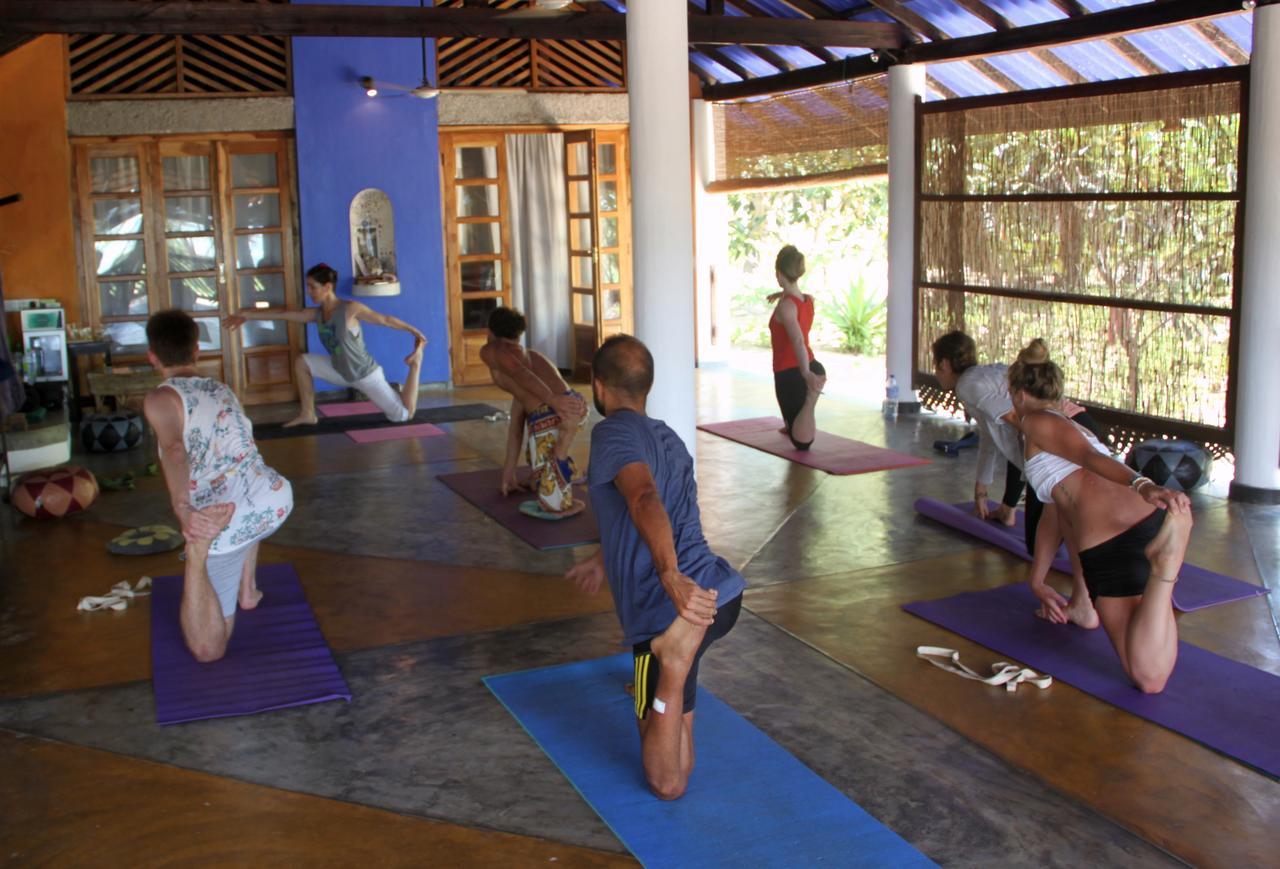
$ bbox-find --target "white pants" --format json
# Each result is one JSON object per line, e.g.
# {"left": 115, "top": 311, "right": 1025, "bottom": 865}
{"left": 205, "top": 546, "right": 253, "bottom": 618}
{"left": 302, "top": 353, "right": 411, "bottom": 422}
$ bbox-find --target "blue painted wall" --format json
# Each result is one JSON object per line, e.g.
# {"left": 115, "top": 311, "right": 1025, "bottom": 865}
{"left": 292, "top": 0, "right": 448, "bottom": 386}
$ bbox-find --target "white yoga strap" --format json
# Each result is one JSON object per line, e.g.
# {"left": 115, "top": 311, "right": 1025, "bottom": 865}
{"left": 77, "top": 577, "right": 152, "bottom": 613}
{"left": 916, "top": 645, "right": 1053, "bottom": 693}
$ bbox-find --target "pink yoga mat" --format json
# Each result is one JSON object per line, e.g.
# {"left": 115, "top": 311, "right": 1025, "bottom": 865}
{"left": 698, "top": 417, "right": 930, "bottom": 475}
{"left": 346, "top": 423, "right": 446, "bottom": 444}
{"left": 318, "top": 401, "right": 380, "bottom": 418}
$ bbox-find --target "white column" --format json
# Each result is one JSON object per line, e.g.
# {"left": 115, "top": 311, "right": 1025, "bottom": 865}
{"left": 1233, "top": 4, "right": 1280, "bottom": 500}
{"left": 692, "top": 98, "right": 730, "bottom": 366}
{"left": 886, "top": 63, "right": 925, "bottom": 407}
{"left": 627, "top": 0, "right": 697, "bottom": 451}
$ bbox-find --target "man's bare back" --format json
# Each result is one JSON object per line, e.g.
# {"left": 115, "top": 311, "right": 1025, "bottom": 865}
{"left": 483, "top": 342, "right": 571, "bottom": 412}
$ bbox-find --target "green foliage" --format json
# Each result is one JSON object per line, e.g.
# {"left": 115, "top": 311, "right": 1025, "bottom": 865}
{"left": 820, "top": 276, "right": 887, "bottom": 355}
{"left": 729, "top": 283, "right": 777, "bottom": 348}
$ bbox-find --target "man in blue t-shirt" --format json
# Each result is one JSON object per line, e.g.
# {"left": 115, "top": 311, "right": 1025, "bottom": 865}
{"left": 567, "top": 335, "right": 746, "bottom": 801}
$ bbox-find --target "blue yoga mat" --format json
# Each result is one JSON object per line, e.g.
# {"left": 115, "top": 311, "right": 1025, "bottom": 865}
{"left": 904, "top": 584, "right": 1280, "bottom": 778}
{"left": 485, "top": 654, "right": 934, "bottom": 868}
{"left": 151, "top": 563, "right": 351, "bottom": 725}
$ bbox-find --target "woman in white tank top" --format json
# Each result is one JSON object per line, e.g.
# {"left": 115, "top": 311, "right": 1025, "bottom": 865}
{"left": 1010, "top": 340, "right": 1193, "bottom": 694}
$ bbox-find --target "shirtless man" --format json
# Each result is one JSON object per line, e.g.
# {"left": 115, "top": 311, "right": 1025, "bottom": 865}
{"left": 567, "top": 334, "right": 745, "bottom": 799}
{"left": 143, "top": 310, "right": 293, "bottom": 662}
{"left": 480, "top": 307, "right": 588, "bottom": 518}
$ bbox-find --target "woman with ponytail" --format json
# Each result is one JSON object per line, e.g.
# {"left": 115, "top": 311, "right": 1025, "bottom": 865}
{"left": 768, "top": 246, "right": 826, "bottom": 450}
{"left": 1011, "top": 339, "right": 1192, "bottom": 694}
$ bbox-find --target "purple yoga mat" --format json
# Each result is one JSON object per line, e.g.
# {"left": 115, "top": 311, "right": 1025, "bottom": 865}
{"left": 345, "top": 422, "right": 445, "bottom": 444}
{"left": 914, "top": 498, "right": 1269, "bottom": 613}
{"left": 699, "top": 417, "right": 930, "bottom": 475}
{"left": 318, "top": 400, "right": 379, "bottom": 418}
{"left": 904, "top": 583, "right": 1280, "bottom": 778}
{"left": 437, "top": 468, "right": 599, "bottom": 550}
{"left": 150, "top": 563, "right": 351, "bottom": 726}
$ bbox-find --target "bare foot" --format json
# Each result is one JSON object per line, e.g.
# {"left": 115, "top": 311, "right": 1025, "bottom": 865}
{"left": 404, "top": 338, "right": 425, "bottom": 366}
{"left": 547, "top": 501, "right": 587, "bottom": 519}
{"left": 992, "top": 504, "right": 1018, "bottom": 527}
{"left": 811, "top": 373, "right": 827, "bottom": 395}
{"left": 778, "top": 425, "right": 790, "bottom": 434}
{"left": 282, "top": 413, "right": 318, "bottom": 428}
{"left": 1065, "top": 595, "right": 1100, "bottom": 629}
{"left": 239, "top": 584, "right": 264, "bottom": 610}
{"left": 650, "top": 615, "right": 707, "bottom": 677}
{"left": 1144, "top": 509, "right": 1192, "bottom": 583}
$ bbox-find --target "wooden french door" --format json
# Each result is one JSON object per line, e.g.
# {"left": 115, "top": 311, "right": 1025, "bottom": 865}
{"left": 564, "top": 129, "right": 632, "bottom": 381}
{"left": 441, "top": 131, "right": 512, "bottom": 386}
{"left": 73, "top": 133, "right": 301, "bottom": 404}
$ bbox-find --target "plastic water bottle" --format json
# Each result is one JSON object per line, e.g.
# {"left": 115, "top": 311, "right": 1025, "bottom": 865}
{"left": 883, "top": 374, "right": 899, "bottom": 419}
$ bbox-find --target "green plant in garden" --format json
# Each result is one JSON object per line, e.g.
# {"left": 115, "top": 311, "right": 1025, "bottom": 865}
{"left": 820, "top": 276, "right": 887, "bottom": 355}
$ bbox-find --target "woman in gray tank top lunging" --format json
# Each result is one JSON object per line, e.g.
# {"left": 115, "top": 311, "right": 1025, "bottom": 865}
{"left": 223, "top": 263, "right": 426, "bottom": 427}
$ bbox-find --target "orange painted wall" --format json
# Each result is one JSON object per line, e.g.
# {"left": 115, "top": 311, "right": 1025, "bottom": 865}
{"left": 0, "top": 37, "right": 78, "bottom": 327}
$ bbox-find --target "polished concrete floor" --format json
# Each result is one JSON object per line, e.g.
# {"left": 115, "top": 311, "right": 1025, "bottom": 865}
{"left": 1, "top": 365, "right": 1277, "bottom": 867}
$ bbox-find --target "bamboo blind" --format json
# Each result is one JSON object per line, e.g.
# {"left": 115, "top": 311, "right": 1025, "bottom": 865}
{"left": 712, "top": 75, "right": 889, "bottom": 183}
{"left": 916, "top": 71, "right": 1245, "bottom": 442}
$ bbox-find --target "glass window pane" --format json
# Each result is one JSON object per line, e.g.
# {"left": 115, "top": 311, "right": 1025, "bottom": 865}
{"left": 239, "top": 273, "right": 286, "bottom": 309}
{"left": 569, "top": 181, "right": 591, "bottom": 214}
{"left": 93, "top": 199, "right": 142, "bottom": 236}
{"left": 95, "top": 239, "right": 145, "bottom": 277}
{"left": 162, "top": 155, "right": 210, "bottom": 191}
{"left": 603, "top": 289, "right": 622, "bottom": 321}
{"left": 599, "top": 181, "right": 617, "bottom": 213}
{"left": 460, "top": 223, "right": 500, "bottom": 256}
{"left": 461, "top": 261, "right": 500, "bottom": 294}
{"left": 165, "top": 196, "right": 214, "bottom": 233}
{"left": 236, "top": 233, "right": 283, "bottom": 270}
{"left": 598, "top": 143, "right": 617, "bottom": 175}
{"left": 458, "top": 185, "right": 500, "bottom": 218}
{"left": 456, "top": 146, "right": 498, "bottom": 179}
{"left": 601, "top": 216, "right": 618, "bottom": 248}
{"left": 571, "top": 218, "right": 592, "bottom": 251}
{"left": 167, "top": 236, "right": 217, "bottom": 272}
{"left": 462, "top": 296, "right": 499, "bottom": 330}
{"left": 241, "top": 320, "right": 289, "bottom": 348}
{"left": 572, "top": 255, "right": 593, "bottom": 288}
{"left": 103, "top": 321, "right": 148, "bottom": 355}
{"left": 234, "top": 193, "right": 280, "bottom": 229}
{"left": 574, "top": 293, "right": 595, "bottom": 326}
{"left": 567, "top": 141, "right": 589, "bottom": 176}
{"left": 170, "top": 276, "right": 220, "bottom": 312}
{"left": 90, "top": 157, "right": 139, "bottom": 193}
{"left": 99, "top": 280, "right": 148, "bottom": 318}
{"left": 602, "top": 252, "right": 620, "bottom": 285}
{"left": 194, "top": 317, "right": 222, "bottom": 351}
{"left": 231, "top": 153, "right": 277, "bottom": 188}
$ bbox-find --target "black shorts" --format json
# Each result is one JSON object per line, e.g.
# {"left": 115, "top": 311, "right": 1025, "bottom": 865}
{"left": 632, "top": 594, "right": 742, "bottom": 719}
{"left": 1077, "top": 508, "right": 1164, "bottom": 600}
{"left": 773, "top": 360, "right": 826, "bottom": 450}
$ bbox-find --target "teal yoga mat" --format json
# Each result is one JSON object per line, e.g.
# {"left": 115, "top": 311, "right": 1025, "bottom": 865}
{"left": 485, "top": 654, "right": 934, "bottom": 868}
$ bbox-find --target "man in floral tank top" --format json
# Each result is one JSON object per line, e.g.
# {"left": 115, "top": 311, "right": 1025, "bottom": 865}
{"left": 144, "top": 310, "right": 293, "bottom": 662}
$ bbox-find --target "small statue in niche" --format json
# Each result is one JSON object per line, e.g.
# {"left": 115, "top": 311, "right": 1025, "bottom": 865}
{"left": 350, "top": 189, "right": 399, "bottom": 294}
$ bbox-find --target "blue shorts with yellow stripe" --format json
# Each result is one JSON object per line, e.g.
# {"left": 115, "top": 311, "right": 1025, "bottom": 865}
{"left": 631, "top": 595, "right": 742, "bottom": 719}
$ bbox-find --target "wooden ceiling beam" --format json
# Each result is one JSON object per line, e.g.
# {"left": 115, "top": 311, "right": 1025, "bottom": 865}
{"left": 1191, "top": 20, "right": 1250, "bottom": 66}
{"left": 727, "top": 0, "right": 837, "bottom": 64}
{"left": 0, "top": 0, "right": 909, "bottom": 48}
{"left": 702, "top": 0, "right": 1254, "bottom": 101}
{"left": 697, "top": 44, "right": 755, "bottom": 81}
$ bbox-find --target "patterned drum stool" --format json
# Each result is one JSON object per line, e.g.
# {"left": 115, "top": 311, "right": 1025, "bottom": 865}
{"left": 1125, "top": 439, "right": 1213, "bottom": 492}
{"left": 81, "top": 412, "right": 144, "bottom": 452}
{"left": 11, "top": 466, "right": 99, "bottom": 518}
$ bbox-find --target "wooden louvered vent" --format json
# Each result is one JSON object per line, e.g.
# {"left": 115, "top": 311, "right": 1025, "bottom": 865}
{"left": 435, "top": 1, "right": 624, "bottom": 90}
{"left": 67, "top": 1, "right": 290, "bottom": 97}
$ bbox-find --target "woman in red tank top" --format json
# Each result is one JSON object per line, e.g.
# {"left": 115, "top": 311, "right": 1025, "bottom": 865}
{"left": 768, "top": 246, "right": 826, "bottom": 450}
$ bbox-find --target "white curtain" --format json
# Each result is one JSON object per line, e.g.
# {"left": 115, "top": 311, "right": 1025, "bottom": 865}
{"left": 505, "top": 133, "right": 571, "bottom": 369}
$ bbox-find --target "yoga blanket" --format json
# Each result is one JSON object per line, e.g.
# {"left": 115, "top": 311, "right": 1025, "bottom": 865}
{"left": 698, "top": 417, "right": 930, "bottom": 476}
{"left": 485, "top": 654, "right": 935, "bottom": 868}
{"left": 346, "top": 422, "right": 445, "bottom": 444}
{"left": 904, "top": 584, "right": 1280, "bottom": 778}
{"left": 914, "top": 498, "right": 1270, "bottom": 613}
{"left": 254, "top": 403, "right": 499, "bottom": 440}
{"left": 437, "top": 468, "right": 598, "bottom": 550}
{"left": 150, "top": 563, "right": 351, "bottom": 726}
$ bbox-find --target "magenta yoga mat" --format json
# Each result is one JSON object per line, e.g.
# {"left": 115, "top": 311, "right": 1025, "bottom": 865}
{"left": 345, "top": 422, "right": 446, "bottom": 444}
{"left": 698, "top": 417, "right": 930, "bottom": 475}
{"left": 913, "top": 498, "right": 1270, "bottom": 613}
{"left": 150, "top": 563, "right": 350, "bottom": 725}
{"left": 437, "top": 467, "right": 599, "bottom": 550}
{"left": 904, "top": 583, "right": 1280, "bottom": 778}
{"left": 318, "top": 401, "right": 379, "bottom": 418}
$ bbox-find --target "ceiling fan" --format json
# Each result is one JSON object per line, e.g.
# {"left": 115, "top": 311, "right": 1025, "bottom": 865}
{"left": 361, "top": 0, "right": 440, "bottom": 99}
{"left": 497, "top": 0, "right": 610, "bottom": 19}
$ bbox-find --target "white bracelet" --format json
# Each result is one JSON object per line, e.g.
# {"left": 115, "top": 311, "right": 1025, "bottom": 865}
{"left": 1130, "top": 475, "right": 1153, "bottom": 492}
